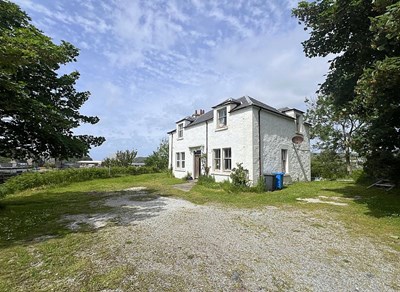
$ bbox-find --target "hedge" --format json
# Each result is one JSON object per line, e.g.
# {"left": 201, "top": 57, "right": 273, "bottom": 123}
{"left": 0, "top": 166, "right": 159, "bottom": 197}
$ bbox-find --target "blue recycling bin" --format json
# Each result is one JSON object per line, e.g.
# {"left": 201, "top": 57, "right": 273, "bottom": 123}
{"left": 272, "top": 172, "right": 284, "bottom": 190}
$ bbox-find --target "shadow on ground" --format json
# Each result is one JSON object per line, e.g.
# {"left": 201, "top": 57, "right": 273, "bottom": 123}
{"left": 0, "top": 189, "right": 170, "bottom": 249}
{"left": 324, "top": 183, "right": 400, "bottom": 218}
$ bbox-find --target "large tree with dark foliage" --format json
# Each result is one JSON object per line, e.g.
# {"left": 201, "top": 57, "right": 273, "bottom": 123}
{"left": 0, "top": 1, "right": 104, "bottom": 160}
{"left": 293, "top": 0, "right": 400, "bottom": 182}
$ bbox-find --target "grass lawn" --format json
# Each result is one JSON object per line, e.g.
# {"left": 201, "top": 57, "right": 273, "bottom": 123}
{"left": 0, "top": 173, "right": 399, "bottom": 290}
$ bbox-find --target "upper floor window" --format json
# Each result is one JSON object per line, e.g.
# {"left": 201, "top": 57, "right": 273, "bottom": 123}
{"left": 295, "top": 114, "right": 302, "bottom": 133}
{"left": 178, "top": 123, "right": 183, "bottom": 138}
{"left": 217, "top": 107, "right": 227, "bottom": 128}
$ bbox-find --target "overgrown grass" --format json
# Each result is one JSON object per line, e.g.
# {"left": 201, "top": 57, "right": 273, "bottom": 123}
{"left": 0, "top": 173, "right": 182, "bottom": 291}
{"left": 0, "top": 166, "right": 159, "bottom": 197}
{"left": 0, "top": 173, "right": 399, "bottom": 290}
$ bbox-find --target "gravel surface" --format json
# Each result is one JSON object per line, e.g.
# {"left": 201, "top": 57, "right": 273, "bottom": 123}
{"left": 71, "top": 189, "right": 400, "bottom": 291}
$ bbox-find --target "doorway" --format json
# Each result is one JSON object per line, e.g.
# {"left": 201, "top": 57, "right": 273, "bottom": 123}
{"left": 193, "top": 150, "right": 201, "bottom": 179}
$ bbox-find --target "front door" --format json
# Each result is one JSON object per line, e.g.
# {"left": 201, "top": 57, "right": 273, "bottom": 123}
{"left": 193, "top": 151, "right": 201, "bottom": 179}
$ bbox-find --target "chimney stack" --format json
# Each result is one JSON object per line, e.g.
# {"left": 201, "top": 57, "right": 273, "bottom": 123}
{"left": 192, "top": 109, "right": 205, "bottom": 118}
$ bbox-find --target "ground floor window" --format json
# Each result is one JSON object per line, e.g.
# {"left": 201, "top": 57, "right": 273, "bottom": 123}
{"left": 281, "top": 149, "right": 288, "bottom": 173}
{"left": 213, "top": 149, "right": 221, "bottom": 170}
{"left": 213, "top": 148, "right": 232, "bottom": 171}
{"left": 223, "top": 148, "right": 231, "bottom": 170}
{"left": 176, "top": 152, "right": 185, "bottom": 169}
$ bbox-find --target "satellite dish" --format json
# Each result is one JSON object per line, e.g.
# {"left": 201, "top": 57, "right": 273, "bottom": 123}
{"left": 292, "top": 135, "right": 304, "bottom": 145}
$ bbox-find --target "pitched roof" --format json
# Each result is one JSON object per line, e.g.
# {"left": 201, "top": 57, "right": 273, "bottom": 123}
{"left": 171, "top": 95, "right": 295, "bottom": 132}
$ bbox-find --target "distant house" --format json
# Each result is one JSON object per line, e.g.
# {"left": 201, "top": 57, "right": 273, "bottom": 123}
{"left": 168, "top": 96, "right": 311, "bottom": 185}
{"left": 77, "top": 160, "right": 102, "bottom": 168}
{"left": 133, "top": 157, "right": 146, "bottom": 167}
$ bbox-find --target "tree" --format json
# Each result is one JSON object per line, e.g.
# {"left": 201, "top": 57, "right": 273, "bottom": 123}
{"left": 311, "top": 151, "right": 347, "bottom": 179}
{"left": 103, "top": 149, "right": 137, "bottom": 167}
{"left": 145, "top": 138, "right": 169, "bottom": 170}
{"left": 293, "top": 0, "right": 400, "bottom": 182}
{"left": 0, "top": 1, "right": 104, "bottom": 161}
{"left": 305, "top": 95, "right": 363, "bottom": 174}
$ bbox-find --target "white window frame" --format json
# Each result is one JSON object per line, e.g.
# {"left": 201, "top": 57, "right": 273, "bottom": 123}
{"left": 178, "top": 123, "right": 184, "bottom": 138}
{"left": 295, "top": 114, "right": 302, "bottom": 133}
{"left": 217, "top": 107, "right": 227, "bottom": 128}
{"left": 213, "top": 149, "right": 221, "bottom": 170}
{"left": 223, "top": 148, "right": 231, "bottom": 171}
{"left": 176, "top": 152, "right": 185, "bottom": 169}
{"left": 281, "top": 149, "right": 288, "bottom": 173}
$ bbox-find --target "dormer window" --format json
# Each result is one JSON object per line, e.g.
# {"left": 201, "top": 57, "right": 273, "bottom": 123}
{"left": 178, "top": 123, "right": 183, "bottom": 138}
{"left": 217, "top": 107, "right": 227, "bottom": 128}
{"left": 295, "top": 114, "right": 302, "bottom": 133}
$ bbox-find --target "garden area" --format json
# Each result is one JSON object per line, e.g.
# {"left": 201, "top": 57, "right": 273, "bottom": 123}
{"left": 0, "top": 170, "right": 399, "bottom": 290}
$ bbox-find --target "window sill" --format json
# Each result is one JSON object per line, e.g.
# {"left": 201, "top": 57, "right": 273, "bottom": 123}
{"left": 215, "top": 126, "right": 228, "bottom": 132}
{"left": 177, "top": 137, "right": 183, "bottom": 141}
{"left": 211, "top": 171, "right": 231, "bottom": 176}
{"left": 175, "top": 169, "right": 186, "bottom": 172}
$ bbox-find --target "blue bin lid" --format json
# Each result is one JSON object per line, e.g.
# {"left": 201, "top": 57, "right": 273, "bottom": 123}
{"left": 272, "top": 172, "right": 285, "bottom": 175}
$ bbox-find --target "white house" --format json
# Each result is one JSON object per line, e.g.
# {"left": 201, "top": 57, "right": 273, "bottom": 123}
{"left": 168, "top": 96, "right": 311, "bottom": 185}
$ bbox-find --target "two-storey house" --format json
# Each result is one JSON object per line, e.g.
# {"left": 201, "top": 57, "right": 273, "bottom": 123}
{"left": 168, "top": 96, "right": 311, "bottom": 185}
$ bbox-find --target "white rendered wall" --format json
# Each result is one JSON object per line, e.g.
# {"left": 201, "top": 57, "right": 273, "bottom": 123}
{"left": 207, "top": 107, "right": 254, "bottom": 183}
{"left": 258, "top": 110, "right": 311, "bottom": 182}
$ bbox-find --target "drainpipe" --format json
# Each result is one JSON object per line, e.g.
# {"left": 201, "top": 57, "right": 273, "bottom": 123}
{"left": 206, "top": 121, "right": 209, "bottom": 169}
{"left": 258, "top": 107, "right": 262, "bottom": 177}
{"left": 170, "top": 133, "right": 174, "bottom": 169}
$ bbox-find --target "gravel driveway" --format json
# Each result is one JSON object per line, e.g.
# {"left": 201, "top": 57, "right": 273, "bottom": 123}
{"left": 71, "top": 188, "right": 400, "bottom": 291}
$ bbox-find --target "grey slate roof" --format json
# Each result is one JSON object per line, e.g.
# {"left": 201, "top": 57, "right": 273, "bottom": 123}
{"left": 171, "top": 96, "right": 296, "bottom": 132}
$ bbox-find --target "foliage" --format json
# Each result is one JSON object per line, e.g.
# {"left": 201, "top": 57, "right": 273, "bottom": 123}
{"left": 197, "top": 175, "right": 218, "bottom": 188}
{"left": 103, "top": 149, "right": 137, "bottom": 167}
{"left": 230, "top": 163, "right": 250, "bottom": 188}
{"left": 293, "top": 0, "right": 400, "bottom": 182}
{"left": 145, "top": 138, "right": 169, "bottom": 170}
{"left": 0, "top": 166, "right": 158, "bottom": 197}
{"left": 250, "top": 176, "right": 267, "bottom": 193}
{"left": 305, "top": 96, "right": 363, "bottom": 174}
{"left": 0, "top": 1, "right": 105, "bottom": 160}
{"left": 311, "top": 151, "right": 347, "bottom": 179}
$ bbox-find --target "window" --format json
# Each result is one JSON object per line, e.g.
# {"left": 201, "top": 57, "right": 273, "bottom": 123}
{"left": 223, "top": 148, "right": 231, "bottom": 170}
{"left": 181, "top": 152, "right": 185, "bottom": 168}
{"left": 176, "top": 152, "right": 185, "bottom": 169}
{"left": 178, "top": 123, "right": 183, "bottom": 138}
{"left": 281, "top": 149, "right": 288, "bottom": 173}
{"left": 214, "top": 149, "right": 221, "bottom": 170}
{"left": 217, "top": 107, "right": 227, "bottom": 127}
{"left": 295, "top": 114, "right": 302, "bottom": 133}
{"left": 213, "top": 148, "right": 232, "bottom": 171}
{"left": 176, "top": 152, "right": 180, "bottom": 168}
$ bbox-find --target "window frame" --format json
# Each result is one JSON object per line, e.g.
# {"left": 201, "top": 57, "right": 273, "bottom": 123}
{"left": 178, "top": 123, "right": 184, "bottom": 138}
{"left": 295, "top": 114, "right": 302, "bottom": 133}
{"left": 217, "top": 107, "right": 227, "bottom": 128}
{"left": 223, "top": 148, "right": 231, "bottom": 171}
{"left": 213, "top": 149, "right": 221, "bottom": 170}
{"left": 281, "top": 149, "right": 288, "bottom": 173}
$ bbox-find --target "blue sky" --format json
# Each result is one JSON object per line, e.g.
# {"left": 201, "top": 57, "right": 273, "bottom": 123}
{"left": 14, "top": 0, "right": 329, "bottom": 160}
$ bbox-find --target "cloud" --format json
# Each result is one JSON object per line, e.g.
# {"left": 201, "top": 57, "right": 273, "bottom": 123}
{"left": 13, "top": 0, "right": 330, "bottom": 160}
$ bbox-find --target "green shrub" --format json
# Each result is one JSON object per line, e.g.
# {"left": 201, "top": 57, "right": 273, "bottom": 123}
{"left": 230, "top": 163, "right": 250, "bottom": 187}
{"left": 0, "top": 166, "right": 158, "bottom": 197}
{"left": 351, "top": 169, "right": 372, "bottom": 184}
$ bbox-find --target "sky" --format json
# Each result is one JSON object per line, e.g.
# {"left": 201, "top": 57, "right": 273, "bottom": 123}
{"left": 13, "top": 0, "right": 329, "bottom": 160}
